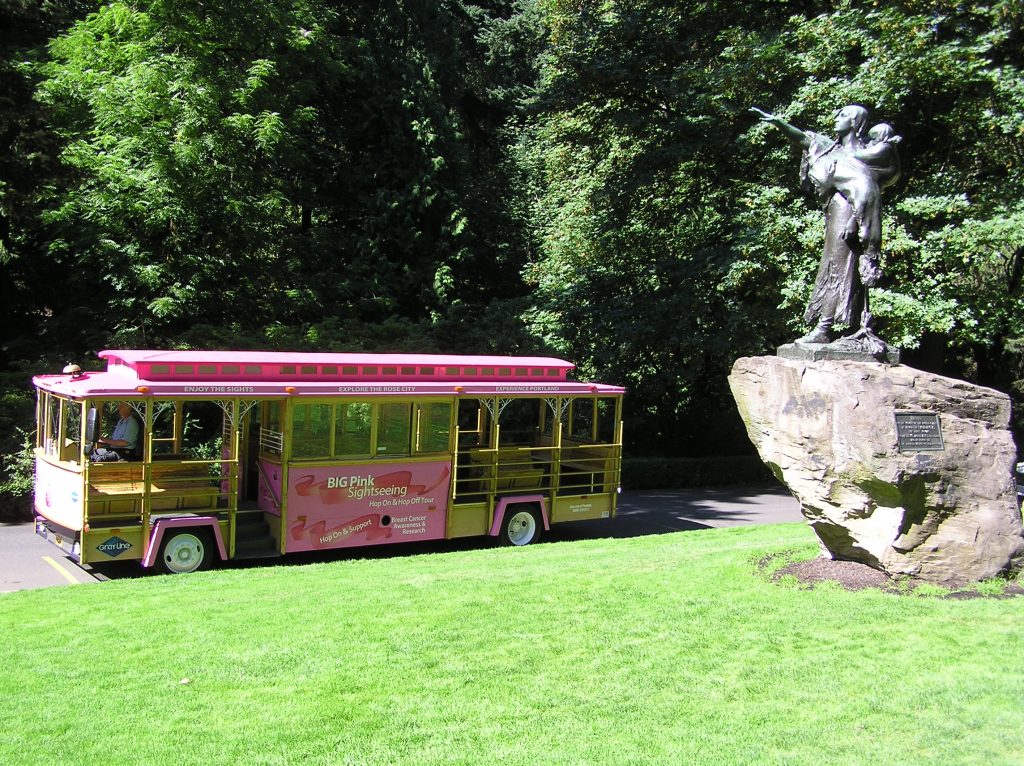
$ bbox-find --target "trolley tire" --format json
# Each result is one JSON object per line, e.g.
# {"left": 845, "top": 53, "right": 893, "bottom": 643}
{"left": 156, "top": 529, "right": 214, "bottom": 574}
{"left": 499, "top": 504, "right": 542, "bottom": 546}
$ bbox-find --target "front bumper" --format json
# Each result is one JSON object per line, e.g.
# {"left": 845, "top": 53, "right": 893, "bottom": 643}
{"left": 35, "top": 517, "right": 82, "bottom": 562}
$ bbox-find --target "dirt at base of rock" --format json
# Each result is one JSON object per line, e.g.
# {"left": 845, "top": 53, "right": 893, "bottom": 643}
{"left": 775, "top": 558, "right": 892, "bottom": 590}
{"left": 772, "top": 556, "right": 1024, "bottom": 599}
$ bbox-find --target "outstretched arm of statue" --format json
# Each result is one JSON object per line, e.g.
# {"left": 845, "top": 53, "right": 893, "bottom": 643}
{"left": 750, "top": 107, "right": 811, "bottom": 148}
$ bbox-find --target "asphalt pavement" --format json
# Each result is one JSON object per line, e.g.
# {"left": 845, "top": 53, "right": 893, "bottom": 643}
{"left": 1, "top": 485, "right": 802, "bottom": 592}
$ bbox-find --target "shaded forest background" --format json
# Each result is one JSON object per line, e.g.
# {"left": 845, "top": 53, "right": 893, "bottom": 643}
{"left": 2, "top": 0, "right": 1023, "bottom": 504}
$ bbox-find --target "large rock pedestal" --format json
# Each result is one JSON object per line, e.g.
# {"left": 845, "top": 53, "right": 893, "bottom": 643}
{"left": 729, "top": 356, "right": 1024, "bottom": 585}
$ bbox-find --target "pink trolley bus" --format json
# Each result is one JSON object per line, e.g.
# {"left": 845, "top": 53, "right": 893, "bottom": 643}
{"left": 33, "top": 350, "right": 624, "bottom": 573}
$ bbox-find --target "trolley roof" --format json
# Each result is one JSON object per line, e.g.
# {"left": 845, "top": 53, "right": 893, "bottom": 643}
{"left": 33, "top": 350, "right": 625, "bottom": 398}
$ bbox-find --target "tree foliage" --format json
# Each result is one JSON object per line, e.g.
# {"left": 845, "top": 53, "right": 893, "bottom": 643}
{"left": 524, "top": 0, "right": 1024, "bottom": 449}
{"left": 0, "top": 0, "right": 94, "bottom": 364}
{"left": 521, "top": 1, "right": 818, "bottom": 451}
{"left": 32, "top": 0, "right": 538, "bottom": 350}
{"left": 738, "top": 0, "right": 1024, "bottom": 403}
{"left": 1, "top": 0, "right": 1024, "bottom": 460}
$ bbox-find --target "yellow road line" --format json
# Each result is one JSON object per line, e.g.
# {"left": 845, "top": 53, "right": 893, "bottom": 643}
{"left": 42, "top": 556, "right": 84, "bottom": 585}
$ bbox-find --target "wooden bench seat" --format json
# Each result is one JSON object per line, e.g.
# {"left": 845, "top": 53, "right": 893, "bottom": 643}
{"left": 88, "top": 460, "right": 222, "bottom": 512}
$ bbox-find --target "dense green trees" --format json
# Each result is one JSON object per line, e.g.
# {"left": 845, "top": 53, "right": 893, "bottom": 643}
{"left": 524, "top": 0, "right": 1024, "bottom": 448}
{"left": 0, "top": 0, "right": 94, "bottom": 363}
{"left": 26, "top": 0, "right": 539, "bottom": 353}
{"left": 521, "top": 1, "right": 805, "bottom": 451}
{"left": 2, "top": 0, "right": 1023, "bottom": 470}
{"left": 736, "top": 1, "right": 1024, "bottom": 393}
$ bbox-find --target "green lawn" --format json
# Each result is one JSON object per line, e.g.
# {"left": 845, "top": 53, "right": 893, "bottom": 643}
{"left": 1, "top": 523, "right": 1022, "bottom": 765}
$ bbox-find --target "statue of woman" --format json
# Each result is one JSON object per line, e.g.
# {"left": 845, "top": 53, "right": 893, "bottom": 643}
{"left": 750, "top": 105, "right": 900, "bottom": 345}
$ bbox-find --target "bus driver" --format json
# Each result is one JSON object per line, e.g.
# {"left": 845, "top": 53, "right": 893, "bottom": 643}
{"left": 93, "top": 402, "right": 140, "bottom": 462}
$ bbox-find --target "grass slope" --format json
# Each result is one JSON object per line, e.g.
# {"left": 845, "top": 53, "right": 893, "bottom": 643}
{"left": 1, "top": 523, "right": 1022, "bottom": 765}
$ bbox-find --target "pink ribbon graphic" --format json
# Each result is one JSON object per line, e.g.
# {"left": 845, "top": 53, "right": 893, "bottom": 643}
{"left": 290, "top": 513, "right": 394, "bottom": 548}
{"left": 293, "top": 465, "right": 450, "bottom": 506}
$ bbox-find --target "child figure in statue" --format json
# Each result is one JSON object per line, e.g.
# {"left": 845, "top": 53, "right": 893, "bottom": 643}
{"left": 829, "top": 122, "right": 902, "bottom": 286}
{"left": 750, "top": 105, "right": 901, "bottom": 344}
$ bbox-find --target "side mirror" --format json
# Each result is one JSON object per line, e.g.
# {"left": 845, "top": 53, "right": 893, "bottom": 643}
{"left": 85, "top": 408, "right": 99, "bottom": 444}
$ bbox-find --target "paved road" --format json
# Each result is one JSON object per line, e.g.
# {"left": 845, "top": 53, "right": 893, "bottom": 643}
{"left": 1, "top": 485, "right": 802, "bottom": 592}
{"left": 589, "top": 485, "right": 802, "bottom": 536}
{"left": 0, "top": 519, "right": 99, "bottom": 591}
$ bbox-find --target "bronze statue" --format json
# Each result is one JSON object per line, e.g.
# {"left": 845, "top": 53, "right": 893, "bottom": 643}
{"left": 751, "top": 105, "right": 901, "bottom": 349}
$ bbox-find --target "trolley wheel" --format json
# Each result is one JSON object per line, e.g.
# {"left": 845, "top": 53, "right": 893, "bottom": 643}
{"left": 499, "top": 505, "right": 542, "bottom": 546}
{"left": 157, "top": 530, "right": 213, "bottom": 574}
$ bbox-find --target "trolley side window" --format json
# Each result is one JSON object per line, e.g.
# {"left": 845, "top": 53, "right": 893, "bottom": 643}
{"left": 416, "top": 401, "right": 452, "bottom": 454}
{"left": 292, "top": 403, "right": 332, "bottom": 459}
{"left": 335, "top": 402, "right": 372, "bottom": 457}
{"left": 499, "top": 398, "right": 544, "bottom": 447}
{"left": 565, "top": 396, "right": 620, "bottom": 445}
{"left": 151, "top": 402, "right": 178, "bottom": 456}
{"left": 260, "top": 401, "right": 284, "bottom": 457}
{"left": 377, "top": 402, "right": 412, "bottom": 456}
{"left": 41, "top": 392, "right": 59, "bottom": 456}
{"left": 457, "top": 399, "right": 491, "bottom": 449}
{"left": 286, "top": 399, "right": 453, "bottom": 461}
{"left": 569, "top": 398, "right": 596, "bottom": 442}
{"left": 39, "top": 394, "right": 83, "bottom": 463}
{"left": 143, "top": 400, "right": 223, "bottom": 460}
{"left": 596, "top": 397, "right": 619, "bottom": 443}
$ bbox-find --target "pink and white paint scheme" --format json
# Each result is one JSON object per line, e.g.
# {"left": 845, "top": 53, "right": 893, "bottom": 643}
{"left": 283, "top": 461, "right": 452, "bottom": 552}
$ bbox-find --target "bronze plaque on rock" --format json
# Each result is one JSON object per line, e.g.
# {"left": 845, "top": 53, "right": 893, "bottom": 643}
{"left": 895, "top": 411, "right": 944, "bottom": 452}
